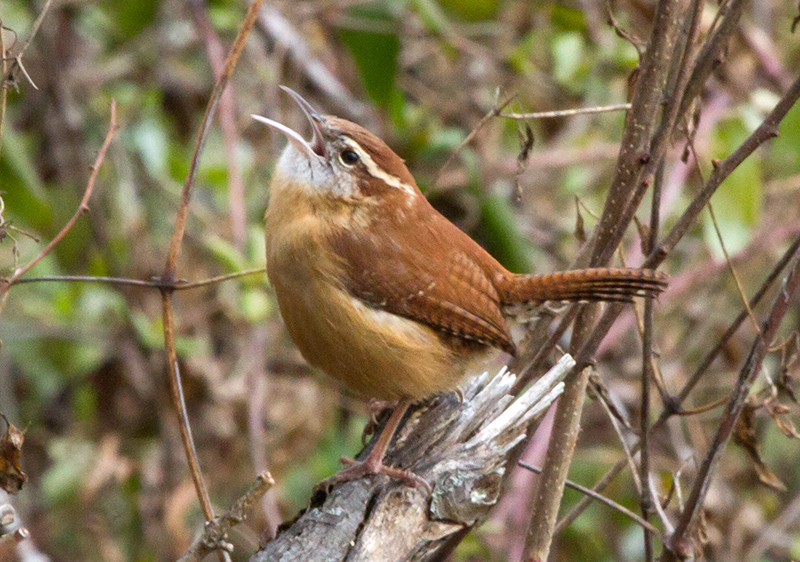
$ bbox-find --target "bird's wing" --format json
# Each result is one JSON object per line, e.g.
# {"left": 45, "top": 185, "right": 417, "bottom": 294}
{"left": 330, "top": 217, "right": 515, "bottom": 356}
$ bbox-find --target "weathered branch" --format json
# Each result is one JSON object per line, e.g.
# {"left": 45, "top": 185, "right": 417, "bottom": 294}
{"left": 523, "top": 1, "right": 691, "bottom": 558}
{"left": 251, "top": 357, "right": 574, "bottom": 562}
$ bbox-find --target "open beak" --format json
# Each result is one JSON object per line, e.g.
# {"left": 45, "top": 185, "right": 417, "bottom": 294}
{"left": 251, "top": 86, "right": 326, "bottom": 160}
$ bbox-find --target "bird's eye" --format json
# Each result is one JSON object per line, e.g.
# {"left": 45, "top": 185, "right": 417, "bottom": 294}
{"left": 339, "top": 149, "right": 360, "bottom": 166}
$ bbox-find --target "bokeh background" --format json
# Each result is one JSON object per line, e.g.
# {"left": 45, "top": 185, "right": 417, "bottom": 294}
{"left": 1, "top": 0, "right": 800, "bottom": 560}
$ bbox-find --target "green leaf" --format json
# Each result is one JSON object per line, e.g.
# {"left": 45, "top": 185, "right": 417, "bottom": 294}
{"left": 339, "top": 7, "right": 400, "bottom": 108}
{"left": 0, "top": 126, "right": 52, "bottom": 233}
{"left": 239, "top": 287, "right": 272, "bottom": 324}
{"left": 551, "top": 4, "right": 586, "bottom": 33}
{"left": 767, "top": 93, "right": 800, "bottom": 174}
{"left": 477, "top": 194, "right": 534, "bottom": 274}
{"left": 110, "top": 0, "right": 159, "bottom": 40}
{"left": 552, "top": 32, "right": 586, "bottom": 87}
{"left": 435, "top": 0, "right": 499, "bottom": 22}
{"left": 204, "top": 234, "right": 246, "bottom": 272}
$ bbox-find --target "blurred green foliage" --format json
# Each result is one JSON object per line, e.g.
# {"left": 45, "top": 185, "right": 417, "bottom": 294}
{"left": 1, "top": 0, "right": 799, "bottom": 560}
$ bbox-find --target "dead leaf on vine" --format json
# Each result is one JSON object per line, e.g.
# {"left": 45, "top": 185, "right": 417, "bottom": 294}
{"left": 764, "top": 396, "right": 800, "bottom": 439}
{"left": 0, "top": 414, "right": 27, "bottom": 494}
{"left": 514, "top": 123, "right": 534, "bottom": 201}
{"left": 732, "top": 400, "right": 786, "bottom": 492}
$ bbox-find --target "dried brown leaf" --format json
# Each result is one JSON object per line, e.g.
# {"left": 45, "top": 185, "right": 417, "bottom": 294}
{"left": 514, "top": 123, "right": 534, "bottom": 201}
{"left": 0, "top": 415, "right": 27, "bottom": 494}
{"left": 732, "top": 400, "right": 787, "bottom": 491}
{"left": 764, "top": 396, "right": 800, "bottom": 439}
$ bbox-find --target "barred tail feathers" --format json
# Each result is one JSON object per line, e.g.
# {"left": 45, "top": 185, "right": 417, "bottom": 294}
{"left": 499, "top": 267, "right": 668, "bottom": 305}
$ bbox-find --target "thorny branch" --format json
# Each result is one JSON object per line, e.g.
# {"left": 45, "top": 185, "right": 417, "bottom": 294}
{"left": 13, "top": 269, "right": 265, "bottom": 291}
{"left": 0, "top": 99, "right": 118, "bottom": 304}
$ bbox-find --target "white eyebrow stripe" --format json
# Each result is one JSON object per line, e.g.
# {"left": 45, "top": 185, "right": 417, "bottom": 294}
{"left": 341, "top": 137, "right": 416, "bottom": 195}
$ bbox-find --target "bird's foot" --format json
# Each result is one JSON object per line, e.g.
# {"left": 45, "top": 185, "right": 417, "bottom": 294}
{"left": 318, "top": 456, "right": 431, "bottom": 493}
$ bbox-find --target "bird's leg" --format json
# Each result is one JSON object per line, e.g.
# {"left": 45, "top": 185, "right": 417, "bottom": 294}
{"left": 320, "top": 399, "right": 431, "bottom": 492}
{"left": 361, "top": 398, "right": 396, "bottom": 445}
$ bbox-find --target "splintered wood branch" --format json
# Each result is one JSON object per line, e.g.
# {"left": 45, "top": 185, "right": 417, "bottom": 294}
{"left": 251, "top": 356, "right": 574, "bottom": 562}
{"left": 178, "top": 471, "right": 275, "bottom": 562}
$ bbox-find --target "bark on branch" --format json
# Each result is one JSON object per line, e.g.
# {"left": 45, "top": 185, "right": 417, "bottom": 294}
{"left": 251, "top": 356, "right": 574, "bottom": 562}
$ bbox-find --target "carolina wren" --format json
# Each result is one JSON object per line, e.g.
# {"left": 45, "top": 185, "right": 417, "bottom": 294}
{"left": 253, "top": 87, "right": 667, "bottom": 490}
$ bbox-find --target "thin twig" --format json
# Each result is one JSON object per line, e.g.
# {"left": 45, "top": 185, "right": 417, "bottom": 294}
{"left": 677, "top": 0, "right": 746, "bottom": 121}
{"left": 15, "top": 0, "right": 55, "bottom": 60}
{"left": 640, "top": 154, "right": 665, "bottom": 562}
{"left": 563, "top": 71, "right": 800, "bottom": 379}
{"left": 556, "top": 233, "right": 800, "bottom": 534}
{"left": 674, "top": 397, "right": 728, "bottom": 416}
{"left": 649, "top": 72, "right": 800, "bottom": 270}
{"left": 665, "top": 249, "right": 800, "bottom": 560}
{"left": 434, "top": 91, "right": 515, "bottom": 187}
{"left": 163, "top": 0, "right": 262, "bottom": 281}
{"left": 518, "top": 462, "right": 662, "bottom": 539}
{"left": 12, "top": 268, "right": 265, "bottom": 290}
{"left": 684, "top": 138, "right": 761, "bottom": 334}
{"left": 595, "top": 0, "right": 704, "bottom": 270}
{"left": 175, "top": 268, "right": 265, "bottom": 290}
{"left": 0, "top": 99, "right": 118, "bottom": 299}
{"left": 706, "top": 201, "right": 762, "bottom": 333}
{"left": 2, "top": 0, "right": 55, "bottom": 93}
{"left": 606, "top": 0, "right": 645, "bottom": 55}
{"left": 550, "top": 23, "right": 800, "bottom": 545}
{"left": 588, "top": 380, "right": 643, "bottom": 492}
{"left": 158, "top": 2, "right": 263, "bottom": 556}
{"left": 499, "top": 103, "right": 631, "bottom": 120}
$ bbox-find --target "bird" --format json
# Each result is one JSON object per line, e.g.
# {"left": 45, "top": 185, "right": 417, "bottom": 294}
{"left": 252, "top": 87, "right": 667, "bottom": 491}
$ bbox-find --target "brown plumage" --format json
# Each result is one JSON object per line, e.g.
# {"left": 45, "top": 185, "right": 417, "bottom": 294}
{"left": 254, "top": 87, "right": 667, "bottom": 489}
{"left": 262, "top": 110, "right": 666, "bottom": 400}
